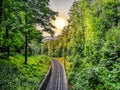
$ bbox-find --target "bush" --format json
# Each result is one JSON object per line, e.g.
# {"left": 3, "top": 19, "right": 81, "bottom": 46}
{"left": 0, "top": 55, "right": 51, "bottom": 90}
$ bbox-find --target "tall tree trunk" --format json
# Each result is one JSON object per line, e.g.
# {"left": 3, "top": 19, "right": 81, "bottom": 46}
{"left": 24, "top": 0, "right": 28, "bottom": 64}
{"left": 6, "top": 26, "right": 10, "bottom": 58}
{"left": 0, "top": 0, "right": 10, "bottom": 58}
{"left": 24, "top": 34, "right": 28, "bottom": 64}
{"left": 0, "top": 0, "right": 3, "bottom": 23}
{"left": 0, "top": 0, "right": 3, "bottom": 54}
{"left": 3, "top": 0, "right": 10, "bottom": 58}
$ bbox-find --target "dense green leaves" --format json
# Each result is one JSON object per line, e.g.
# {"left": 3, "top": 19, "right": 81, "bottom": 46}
{"left": 0, "top": 55, "right": 51, "bottom": 90}
{"left": 1, "top": 0, "right": 120, "bottom": 89}
{"left": 42, "top": 0, "right": 120, "bottom": 90}
{"left": 68, "top": 0, "right": 120, "bottom": 89}
{"left": 0, "top": 0, "right": 57, "bottom": 63}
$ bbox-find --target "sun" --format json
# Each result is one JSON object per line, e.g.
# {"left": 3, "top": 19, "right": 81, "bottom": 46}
{"left": 55, "top": 18, "right": 65, "bottom": 29}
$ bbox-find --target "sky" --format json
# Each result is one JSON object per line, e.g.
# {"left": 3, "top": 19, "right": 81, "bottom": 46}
{"left": 49, "top": 0, "right": 75, "bottom": 18}
{"left": 42, "top": 0, "right": 75, "bottom": 36}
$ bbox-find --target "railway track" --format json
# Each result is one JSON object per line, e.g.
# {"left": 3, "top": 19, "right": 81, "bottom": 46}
{"left": 46, "top": 60, "right": 68, "bottom": 90}
{"left": 38, "top": 59, "right": 68, "bottom": 90}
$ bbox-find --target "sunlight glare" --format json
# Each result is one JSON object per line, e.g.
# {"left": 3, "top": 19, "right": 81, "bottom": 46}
{"left": 55, "top": 18, "right": 65, "bottom": 29}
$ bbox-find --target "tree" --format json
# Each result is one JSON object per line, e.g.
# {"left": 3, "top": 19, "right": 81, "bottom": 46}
{"left": 44, "top": 0, "right": 120, "bottom": 89}
{"left": 0, "top": 0, "right": 57, "bottom": 64}
{"left": 21, "top": 0, "right": 57, "bottom": 64}
{"left": 0, "top": 0, "right": 3, "bottom": 23}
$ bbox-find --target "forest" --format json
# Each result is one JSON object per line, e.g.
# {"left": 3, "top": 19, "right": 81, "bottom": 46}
{"left": 42, "top": 0, "right": 120, "bottom": 90}
{"left": 0, "top": 0, "right": 120, "bottom": 90}
{"left": 0, "top": 0, "right": 56, "bottom": 89}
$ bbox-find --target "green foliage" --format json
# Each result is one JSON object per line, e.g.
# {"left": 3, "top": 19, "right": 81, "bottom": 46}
{"left": 0, "top": 55, "right": 51, "bottom": 90}
{"left": 101, "top": 26, "right": 120, "bottom": 70}
{"left": 0, "top": 0, "right": 57, "bottom": 60}
{"left": 42, "top": 0, "right": 120, "bottom": 90}
{"left": 68, "top": 0, "right": 120, "bottom": 89}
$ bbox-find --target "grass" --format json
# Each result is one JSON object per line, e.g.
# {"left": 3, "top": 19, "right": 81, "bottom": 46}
{"left": 0, "top": 55, "right": 51, "bottom": 90}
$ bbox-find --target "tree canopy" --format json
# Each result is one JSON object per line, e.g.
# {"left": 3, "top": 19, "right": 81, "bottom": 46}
{"left": 42, "top": 0, "right": 120, "bottom": 89}
{"left": 0, "top": 0, "right": 57, "bottom": 63}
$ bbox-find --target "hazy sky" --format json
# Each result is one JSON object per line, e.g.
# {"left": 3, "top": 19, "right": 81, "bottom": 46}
{"left": 41, "top": 0, "right": 75, "bottom": 36}
{"left": 49, "top": 0, "right": 75, "bottom": 18}
{"left": 49, "top": 0, "right": 74, "bottom": 36}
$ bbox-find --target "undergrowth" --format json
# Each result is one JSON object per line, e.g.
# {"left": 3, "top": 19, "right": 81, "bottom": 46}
{"left": 0, "top": 55, "right": 51, "bottom": 90}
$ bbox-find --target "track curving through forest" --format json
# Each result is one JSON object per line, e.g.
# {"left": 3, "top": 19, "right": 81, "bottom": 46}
{"left": 46, "top": 59, "right": 68, "bottom": 90}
